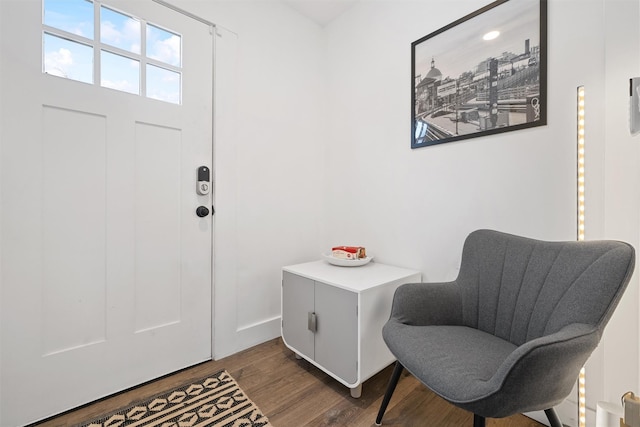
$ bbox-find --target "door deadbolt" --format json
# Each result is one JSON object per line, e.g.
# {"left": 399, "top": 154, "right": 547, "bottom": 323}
{"left": 197, "top": 166, "right": 210, "bottom": 195}
{"left": 196, "top": 206, "right": 210, "bottom": 217}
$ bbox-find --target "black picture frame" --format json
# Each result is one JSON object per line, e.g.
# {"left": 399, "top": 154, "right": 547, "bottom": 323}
{"left": 411, "top": 0, "right": 547, "bottom": 149}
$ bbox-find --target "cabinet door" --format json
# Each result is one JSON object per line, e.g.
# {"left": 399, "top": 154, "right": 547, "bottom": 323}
{"left": 314, "top": 282, "right": 358, "bottom": 384}
{"left": 282, "top": 271, "right": 315, "bottom": 359}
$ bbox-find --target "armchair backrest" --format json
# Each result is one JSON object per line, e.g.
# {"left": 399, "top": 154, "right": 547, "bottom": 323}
{"left": 456, "top": 230, "right": 635, "bottom": 346}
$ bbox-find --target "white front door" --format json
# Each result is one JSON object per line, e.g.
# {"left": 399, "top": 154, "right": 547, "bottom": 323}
{"left": 0, "top": 1, "right": 214, "bottom": 425}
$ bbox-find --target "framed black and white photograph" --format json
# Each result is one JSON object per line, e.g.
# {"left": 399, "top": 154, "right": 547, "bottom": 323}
{"left": 411, "top": 0, "right": 547, "bottom": 148}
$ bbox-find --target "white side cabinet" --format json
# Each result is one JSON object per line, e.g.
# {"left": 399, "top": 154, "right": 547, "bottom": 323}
{"left": 281, "top": 260, "right": 421, "bottom": 397}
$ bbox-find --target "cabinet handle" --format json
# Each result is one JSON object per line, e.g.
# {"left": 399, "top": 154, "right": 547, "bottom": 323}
{"left": 308, "top": 312, "right": 317, "bottom": 333}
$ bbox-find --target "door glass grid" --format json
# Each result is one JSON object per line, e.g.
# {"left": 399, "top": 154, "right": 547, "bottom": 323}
{"left": 42, "top": 0, "right": 182, "bottom": 104}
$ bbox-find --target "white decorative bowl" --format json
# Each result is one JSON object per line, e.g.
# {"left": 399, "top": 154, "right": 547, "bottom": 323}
{"left": 322, "top": 253, "right": 373, "bottom": 267}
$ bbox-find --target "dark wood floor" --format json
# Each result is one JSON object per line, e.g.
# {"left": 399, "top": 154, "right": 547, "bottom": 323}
{"left": 36, "top": 338, "right": 543, "bottom": 427}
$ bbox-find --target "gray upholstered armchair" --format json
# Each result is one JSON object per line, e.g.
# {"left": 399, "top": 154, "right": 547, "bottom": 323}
{"left": 376, "top": 230, "right": 636, "bottom": 427}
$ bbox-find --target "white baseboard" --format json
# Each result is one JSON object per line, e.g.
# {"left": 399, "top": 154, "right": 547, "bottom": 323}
{"left": 236, "top": 315, "right": 281, "bottom": 352}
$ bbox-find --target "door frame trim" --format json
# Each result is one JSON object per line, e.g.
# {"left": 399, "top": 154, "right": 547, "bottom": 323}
{"left": 152, "top": 0, "right": 215, "bottom": 30}
{"left": 151, "top": 0, "right": 217, "bottom": 360}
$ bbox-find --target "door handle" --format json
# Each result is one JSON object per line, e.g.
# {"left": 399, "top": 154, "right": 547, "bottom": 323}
{"left": 196, "top": 206, "right": 210, "bottom": 217}
{"left": 308, "top": 312, "right": 317, "bottom": 333}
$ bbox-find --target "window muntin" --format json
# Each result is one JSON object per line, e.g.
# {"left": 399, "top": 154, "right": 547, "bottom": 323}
{"left": 42, "top": 0, "right": 182, "bottom": 104}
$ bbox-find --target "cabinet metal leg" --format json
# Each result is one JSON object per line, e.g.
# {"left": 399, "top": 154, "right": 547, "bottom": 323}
{"left": 350, "top": 384, "right": 362, "bottom": 398}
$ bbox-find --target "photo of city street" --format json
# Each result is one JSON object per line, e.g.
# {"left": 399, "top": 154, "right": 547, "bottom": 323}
{"left": 411, "top": 0, "right": 546, "bottom": 148}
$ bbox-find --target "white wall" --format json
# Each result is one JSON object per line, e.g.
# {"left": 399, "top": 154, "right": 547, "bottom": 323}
{"left": 322, "top": 0, "right": 639, "bottom": 425}
{"left": 602, "top": 0, "right": 640, "bottom": 407}
{"left": 324, "top": 0, "right": 577, "bottom": 280}
{"left": 170, "top": 0, "right": 327, "bottom": 358}
{"left": 177, "top": 1, "right": 640, "bottom": 421}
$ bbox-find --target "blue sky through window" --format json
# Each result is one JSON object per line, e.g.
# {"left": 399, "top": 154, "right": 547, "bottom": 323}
{"left": 100, "top": 6, "right": 141, "bottom": 54}
{"left": 101, "top": 50, "right": 140, "bottom": 94}
{"left": 147, "top": 64, "right": 180, "bottom": 104}
{"left": 43, "top": 33, "right": 93, "bottom": 83}
{"left": 147, "top": 24, "right": 181, "bottom": 67}
{"left": 44, "top": 0, "right": 93, "bottom": 39}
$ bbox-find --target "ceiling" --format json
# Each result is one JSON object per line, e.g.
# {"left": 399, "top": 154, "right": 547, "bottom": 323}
{"left": 282, "top": 0, "right": 360, "bottom": 27}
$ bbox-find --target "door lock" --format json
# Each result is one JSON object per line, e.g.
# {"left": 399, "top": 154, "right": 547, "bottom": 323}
{"left": 197, "top": 166, "right": 210, "bottom": 195}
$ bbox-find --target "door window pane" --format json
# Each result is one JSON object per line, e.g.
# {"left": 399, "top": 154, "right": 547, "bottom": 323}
{"left": 100, "top": 6, "right": 140, "bottom": 54}
{"left": 101, "top": 50, "right": 140, "bottom": 95}
{"left": 43, "top": 33, "right": 93, "bottom": 83}
{"left": 44, "top": 0, "right": 94, "bottom": 39}
{"left": 147, "top": 24, "right": 181, "bottom": 67}
{"left": 146, "top": 64, "right": 180, "bottom": 104}
{"left": 43, "top": 2, "right": 183, "bottom": 104}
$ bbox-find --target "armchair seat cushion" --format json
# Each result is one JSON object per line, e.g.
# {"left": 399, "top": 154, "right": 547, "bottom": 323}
{"left": 384, "top": 323, "right": 516, "bottom": 403}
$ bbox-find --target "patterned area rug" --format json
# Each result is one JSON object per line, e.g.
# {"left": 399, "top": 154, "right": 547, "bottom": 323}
{"left": 79, "top": 370, "right": 272, "bottom": 427}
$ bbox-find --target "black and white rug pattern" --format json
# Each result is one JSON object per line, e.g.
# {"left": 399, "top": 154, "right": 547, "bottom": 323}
{"left": 79, "top": 370, "right": 272, "bottom": 427}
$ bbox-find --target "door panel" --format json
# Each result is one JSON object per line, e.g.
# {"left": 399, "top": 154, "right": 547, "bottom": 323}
{"left": 282, "top": 272, "right": 315, "bottom": 359}
{"left": 314, "top": 283, "right": 358, "bottom": 384}
{"left": 42, "top": 106, "right": 108, "bottom": 356}
{"left": 134, "top": 122, "right": 182, "bottom": 331}
{"left": 0, "top": 1, "right": 213, "bottom": 425}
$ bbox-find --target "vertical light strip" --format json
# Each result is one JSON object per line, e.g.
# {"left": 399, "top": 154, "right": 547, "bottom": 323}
{"left": 577, "top": 86, "right": 586, "bottom": 242}
{"left": 577, "top": 85, "right": 586, "bottom": 427}
{"left": 579, "top": 369, "right": 587, "bottom": 426}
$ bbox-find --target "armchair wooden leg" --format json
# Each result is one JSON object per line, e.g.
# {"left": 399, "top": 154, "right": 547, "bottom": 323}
{"left": 375, "top": 361, "right": 404, "bottom": 426}
{"left": 544, "top": 408, "right": 563, "bottom": 427}
{"left": 473, "top": 414, "right": 486, "bottom": 427}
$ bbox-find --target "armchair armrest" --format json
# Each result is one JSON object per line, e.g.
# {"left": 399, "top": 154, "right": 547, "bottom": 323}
{"left": 465, "top": 323, "right": 600, "bottom": 418}
{"left": 389, "top": 281, "right": 463, "bottom": 326}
